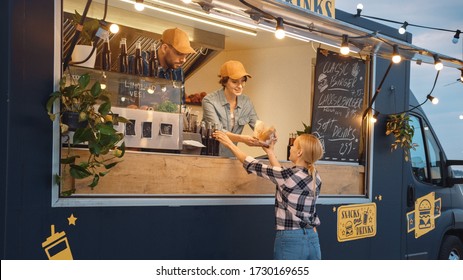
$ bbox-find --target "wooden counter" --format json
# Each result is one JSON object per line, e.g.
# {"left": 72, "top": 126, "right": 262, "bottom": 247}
{"left": 61, "top": 149, "right": 365, "bottom": 196}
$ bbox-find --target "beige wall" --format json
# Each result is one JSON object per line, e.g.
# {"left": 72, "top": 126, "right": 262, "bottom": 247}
{"left": 186, "top": 44, "right": 316, "bottom": 159}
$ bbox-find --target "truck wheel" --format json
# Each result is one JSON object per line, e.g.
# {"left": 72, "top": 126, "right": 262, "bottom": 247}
{"left": 438, "top": 235, "right": 463, "bottom": 260}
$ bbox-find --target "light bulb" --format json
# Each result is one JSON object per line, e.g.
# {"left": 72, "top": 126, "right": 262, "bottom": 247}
{"left": 121, "top": 97, "right": 126, "bottom": 102}
{"left": 182, "top": 0, "right": 192, "bottom": 3}
{"left": 459, "top": 114, "right": 463, "bottom": 120}
{"left": 134, "top": 0, "right": 145, "bottom": 11}
{"left": 433, "top": 54, "right": 443, "bottom": 71}
{"left": 275, "top": 18, "right": 285, "bottom": 39}
{"left": 392, "top": 45, "right": 401, "bottom": 64}
{"left": 398, "top": 21, "right": 408, "bottom": 35}
{"left": 109, "top": 23, "right": 119, "bottom": 34}
{"left": 356, "top": 3, "right": 363, "bottom": 16}
{"left": 431, "top": 97, "right": 439, "bottom": 104}
{"left": 340, "top": 34, "right": 350, "bottom": 55}
{"left": 452, "top": 30, "right": 461, "bottom": 44}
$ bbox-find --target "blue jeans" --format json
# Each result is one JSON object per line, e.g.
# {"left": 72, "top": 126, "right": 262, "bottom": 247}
{"left": 273, "top": 228, "right": 321, "bottom": 260}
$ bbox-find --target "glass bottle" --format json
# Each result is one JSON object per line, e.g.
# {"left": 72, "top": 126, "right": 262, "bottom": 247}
{"left": 118, "top": 38, "right": 128, "bottom": 73}
{"left": 212, "top": 123, "right": 220, "bottom": 156}
{"left": 133, "top": 40, "right": 143, "bottom": 76}
{"left": 148, "top": 42, "right": 159, "bottom": 77}
{"left": 101, "top": 36, "right": 111, "bottom": 71}
{"left": 200, "top": 121, "right": 208, "bottom": 155}
{"left": 207, "top": 122, "right": 214, "bottom": 156}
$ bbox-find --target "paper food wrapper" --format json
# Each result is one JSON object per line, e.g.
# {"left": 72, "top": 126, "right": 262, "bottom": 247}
{"left": 253, "top": 120, "right": 276, "bottom": 145}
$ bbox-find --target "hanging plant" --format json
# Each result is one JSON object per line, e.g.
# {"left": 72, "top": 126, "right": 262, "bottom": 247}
{"left": 385, "top": 113, "right": 417, "bottom": 161}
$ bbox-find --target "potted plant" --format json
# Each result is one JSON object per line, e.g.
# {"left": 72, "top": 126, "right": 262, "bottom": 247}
{"left": 70, "top": 11, "right": 100, "bottom": 68}
{"left": 385, "top": 113, "right": 417, "bottom": 162}
{"left": 46, "top": 73, "right": 128, "bottom": 193}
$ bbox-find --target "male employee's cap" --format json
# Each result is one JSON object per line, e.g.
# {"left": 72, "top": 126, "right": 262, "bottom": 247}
{"left": 219, "top": 60, "right": 252, "bottom": 79}
{"left": 161, "top": 28, "right": 196, "bottom": 54}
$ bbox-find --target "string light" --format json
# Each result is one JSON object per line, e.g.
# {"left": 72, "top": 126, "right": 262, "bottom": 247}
{"left": 398, "top": 21, "right": 408, "bottom": 34}
{"left": 434, "top": 54, "right": 443, "bottom": 71}
{"left": 109, "top": 23, "right": 119, "bottom": 34}
{"left": 392, "top": 45, "right": 401, "bottom": 64}
{"left": 340, "top": 34, "right": 350, "bottom": 55}
{"left": 134, "top": 0, "right": 145, "bottom": 11}
{"left": 275, "top": 17, "right": 285, "bottom": 39}
{"left": 427, "top": 94, "right": 439, "bottom": 105}
{"left": 460, "top": 69, "right": 463, "bottom": 82}
{"left": 356, "top": 3, "right": 363, "bottom": 17}
{"left": 370, "top": 111, "right": 379, "bottom": 123}
{"left": 453, "top": 30, "right": 461, "bottom": 44}
{"left": 181, "top": 0, "right": 192, "bottom": 4}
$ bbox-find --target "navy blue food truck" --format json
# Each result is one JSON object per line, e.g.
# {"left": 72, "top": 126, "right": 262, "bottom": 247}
{"left": 1, "top": 0, "right": 462, "bottom": 260}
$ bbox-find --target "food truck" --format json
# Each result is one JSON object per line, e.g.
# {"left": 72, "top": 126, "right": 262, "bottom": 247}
{"left": 1, "top": 0, "right": 463, "bottom": 260}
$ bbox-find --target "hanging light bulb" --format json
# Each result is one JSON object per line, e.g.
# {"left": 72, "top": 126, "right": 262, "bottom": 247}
{"left": 100, "top": 72, "right": 107, "bottom": 90}
{"left": 109, "top": 23, "right": 119, "bottom": 34}
{"left": 275, "top": 17, "right": 285, "bottom": 39}
{"left": 427, "top": 94, "right": 439, "bottom": 105}
{"left": 433, "top": 54, "right": 443, "bottom": 71}
{"left": 340, "top": 34, "right": 350, "bottom": 55}
{"left": 134, "top": 0, "right": 145, "bottom": 11}
{"left": 453, "top": 30, "right": 461, "bottom": 44}
{"left": 370, "top": 111, "right": 379, "bottom": 123}
{"left": 392, "top": 45, "right": 401, "bottom": 64}
{"left": 356, "top": 3, "right": 363, "bottom": 17}
{"left": 459, "top": 114, "right": 463, "bottom": 120}
{"left": 460, "top": 69, "right": 463, "bottom": 82}
{"left": 398, "top": 21, "right": 408, "bottom": 34}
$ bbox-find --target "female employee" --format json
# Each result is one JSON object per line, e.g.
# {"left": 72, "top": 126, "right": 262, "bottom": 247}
{"left": 202, "top": 60, "right": 264, "bottom": 157}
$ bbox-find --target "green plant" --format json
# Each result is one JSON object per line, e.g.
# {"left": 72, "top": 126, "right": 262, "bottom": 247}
{"left": 297, "top": 122, "right": 312, "bottom": 135}
{"left": 46, "top": 73, "right": 128, "bottom": 192}
{"left": 385, "top": 113, "right": 417, "bottom": 162}
{"left": 72, "top": 10, "right": 100, "bottom": 45}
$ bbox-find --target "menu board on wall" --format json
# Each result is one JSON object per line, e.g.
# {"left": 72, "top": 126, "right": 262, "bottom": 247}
{"left": 311, "top": 48, "right": 366, "bottom": 162}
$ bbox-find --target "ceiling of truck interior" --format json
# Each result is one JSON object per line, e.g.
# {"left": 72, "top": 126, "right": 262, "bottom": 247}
{"left": 70, "top": 0, "right": 463, "bottom": 75}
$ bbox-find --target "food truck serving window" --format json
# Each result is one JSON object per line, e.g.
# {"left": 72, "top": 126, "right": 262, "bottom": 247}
{"left": 52, "top": 0, "right": 370, "bottom": 207}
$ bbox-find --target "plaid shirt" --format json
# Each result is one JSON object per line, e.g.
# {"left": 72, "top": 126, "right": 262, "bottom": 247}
{"left": 244, "top": 156, "right": 321, "bottom": 230}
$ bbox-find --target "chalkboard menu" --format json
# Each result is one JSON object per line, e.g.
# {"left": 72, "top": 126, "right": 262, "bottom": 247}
{"left": 311, "top": 48, "right": 366, "bottom": 162}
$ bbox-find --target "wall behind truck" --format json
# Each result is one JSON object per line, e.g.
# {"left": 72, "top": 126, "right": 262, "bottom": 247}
{"left": 1, "top": 0, "right": 413, "bottom": 260}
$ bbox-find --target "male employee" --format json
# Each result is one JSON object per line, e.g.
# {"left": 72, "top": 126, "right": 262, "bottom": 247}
{"left": 157, "top": 27, "right": 196, "bottom": 82}
{"left": 156, "top": 27, "right": 196, "bottom": 104}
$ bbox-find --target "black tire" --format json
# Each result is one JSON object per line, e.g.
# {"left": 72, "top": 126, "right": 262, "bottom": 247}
{"left": 438, "top": 235, "right": 463, "bottom": 260}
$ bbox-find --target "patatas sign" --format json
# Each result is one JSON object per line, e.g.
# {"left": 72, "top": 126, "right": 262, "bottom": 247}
{"left": 277, "top": 0, "right": 336, "bottom": 18}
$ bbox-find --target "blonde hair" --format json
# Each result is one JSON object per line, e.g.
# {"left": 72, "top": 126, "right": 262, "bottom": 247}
{"left": 294, "top": 134, "right": 324, "bottom": 174}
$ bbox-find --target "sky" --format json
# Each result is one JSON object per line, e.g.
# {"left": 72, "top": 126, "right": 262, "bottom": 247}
{"left": 335, "top": 0, "right": 463, "bottom": 160}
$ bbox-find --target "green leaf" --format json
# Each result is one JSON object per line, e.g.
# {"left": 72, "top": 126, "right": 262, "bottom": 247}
{"left": 78, "top": 73, "right": 91, "bottom": 89}
{"left": 69, "top": 164, "right": 92, "bottom": 179}
{"left": 91, "top": 81, "right": 102, "bottom": 98}
{"left": 98, "top": 102, "right": 111, "bottom": 116}
{"left": 60, "top": 155, "right": 79, "bottom": 164}
{"left": 73, "top": 127, "right": 94, "bottom": 143}
{"left": 104, "top": 161, "right": 120, "bottom": 169}
{"left": 88, "top": 174, "right": 100, "bottom": 189}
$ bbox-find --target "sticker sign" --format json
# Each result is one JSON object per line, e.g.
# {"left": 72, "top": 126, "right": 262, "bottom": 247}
{"left": 337, "top": 203, "right": 376, "bottom": 242}
{"left": 407, "top": 192, "right": 441, "bottom": 238}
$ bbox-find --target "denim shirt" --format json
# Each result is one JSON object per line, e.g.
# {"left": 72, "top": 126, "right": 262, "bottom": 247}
{"left": 202, "top": 88, "right": 258, "bottom": 157}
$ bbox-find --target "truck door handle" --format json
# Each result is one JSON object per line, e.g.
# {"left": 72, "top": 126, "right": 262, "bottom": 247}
{"left": 407, "top": 184, "right": 415, "bottom": 207}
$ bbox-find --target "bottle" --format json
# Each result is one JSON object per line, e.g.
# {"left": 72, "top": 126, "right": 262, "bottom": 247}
{"left": 119, "top": 38, "right": 128, "bottom": 73}
{"left": 212, "top": 123, "right": 220, "bottom": 156}
{"left": 133, "top": 41, "right": 143, "bottom": 76}
{"left": 207, "top": 122, "right": 214, "bottom": 156}
{"left": 200, "top": 121, "right": 208, "bottom": 155}
{"left": 287, "top": 133, "right": 296, "bottom": 160}
{"left": 101, "top": 36, "right": 111, "bottom": 71}
{"left": 148, "top": 43, "right": 159, "bottom": 77}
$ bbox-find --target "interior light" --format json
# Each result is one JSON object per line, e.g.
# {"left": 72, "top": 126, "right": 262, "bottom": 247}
{"left": 453, "top": 30, "right": 461, "bottom": 44}
{"left": 134, "top": 0, "right": 145, "bottom": 11}
{"left": 433, "top": 54, "right": 443, "bottom": 71}
{"left": 398, "top": 21, "right": 408, "bottom": 34}
{"left": 427, "top": 94, "right": 439, "bottom": 105}
{"left": 356, "top": 3, "right": 363, "bottom": 17}
{"left": 392, "top": 45, "right": 401, "bottom": 64}
{"left": 109, "top": 23, "right": 120, "bottom": 34}
{"left": 275, "top": 17, "right": 285, "bottom": 39}
{"left": 340, "top": 34, "right": 350, "bottom": 55}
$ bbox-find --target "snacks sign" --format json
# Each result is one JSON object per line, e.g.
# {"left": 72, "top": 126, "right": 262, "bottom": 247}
{"left": 337, "top": 203, "right": 377, "bottom": 242}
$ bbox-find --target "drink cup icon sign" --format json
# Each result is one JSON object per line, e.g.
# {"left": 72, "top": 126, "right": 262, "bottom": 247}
{"left": 41, "top": 225, "right": 73, "bottom": 260}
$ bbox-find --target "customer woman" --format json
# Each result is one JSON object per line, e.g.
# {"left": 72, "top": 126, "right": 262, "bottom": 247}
{"left": 202, "top": 60, "right": 264, "bottom": 157}
{"left": 213, "top": 131, "right": 324, "bottom": 260}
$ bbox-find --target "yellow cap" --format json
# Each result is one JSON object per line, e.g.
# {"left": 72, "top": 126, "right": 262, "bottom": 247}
{"left": 219, "top": 60, "right": 252, "bottom": 79}
{"left": 161, "top": 28, "right": 196, "bottom": 54}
